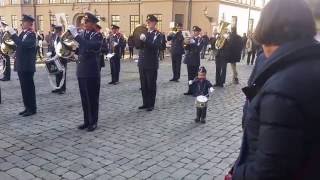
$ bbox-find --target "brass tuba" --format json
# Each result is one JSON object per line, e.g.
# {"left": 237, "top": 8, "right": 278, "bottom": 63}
{"left": 0, "top": 31, "right": 16, "bottom": 56}
{"left": 55, "top": 30, "right": 78, "bottom": 59}
{"left": 215, "top": 21, "right": 230, "bottom": 50}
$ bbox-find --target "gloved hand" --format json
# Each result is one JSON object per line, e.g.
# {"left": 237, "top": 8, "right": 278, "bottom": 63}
{"left": 188, "top": 80, "right": 193, "bottom": 85}
{"left": 190, "top": 39, "right": 196, "bottom": 44}
{"left": 140, "top": 33, "right": 146, "bottom": 42}
{"left": 209, "top": 87, "right": 214, "bottom": 93}
{"left": 67, "top": 25, "right": 78, "bottom": 38}
{"left": 5, "top": 26, "right": 16, "bottom": 35}
{"left": 113, "top": 42, "right": 118, "bottom": 47}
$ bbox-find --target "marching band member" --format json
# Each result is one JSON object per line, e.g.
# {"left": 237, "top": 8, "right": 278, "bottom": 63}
{"left": 50, "top": 25, "right": 67, "bottom": 94}
{"left": 5, "top": 15, "right": 37, "bottom": 116}
{"left": 107, "top": 24, "right": 125, "bottom": 85}
{"left": 167, "top": 23, "right": 184, "bottom": 82}
{"left": 138, "top": 15, "right": 162, "bottom": 111}
{"left": 183, "top": 26, "right": 203, "bottom": 95}
{"left": 67, "top": 12, "right": 103, "bottom": 132}
{"left": 94, "top": 24, "right": 106, "bottom": 70}
{"left": 0, "top": 21, "right": 11, "bottom": 81}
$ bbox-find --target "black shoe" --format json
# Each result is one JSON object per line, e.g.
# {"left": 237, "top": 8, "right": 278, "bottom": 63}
{"left": 19, "top": 109, "right": 27, "bottom": 115}
{"left": 194, "top": 118, "right": 200, "bottom": 123}
{"left": 0, "top": 78, "right": 9, "bottom": 81}
{"left": 200, "top": 119, "right": 206, "bottom": 124}
{"left": 174, "top": 79, "right": 179, "bottom": 82}
{"left": 51, "top": 89, "right": 59, "bottom": 93}
{"left": 58, "top": 91, "right": 65, "bottom": 94}
{"left": 169, "top": 79, "right": 175, "bottom": 82}
{"left": 87, "top": 124, "right": 97, "bottom": 132}
{"left": 22, "top": 110, "right": 36, "bottom": 117}
{"left": 138, "top": 105, "right": 147, "bottom": 109}
{"left": 108, "top": 81, "right": 115, "bottom": 84}
{"left": 146, "top": 107, "right": 154, "bottom": 111}
{"left": 78, "top": 124, "right": 88, "bottom": 130}
{"left": 184, "top": 92, "right": 192, "bottom": 95}
{"left": 213, "top": 84, "right": 219, "bottom": 87}
{"left": 112, "top": 82, "right": 118, "bottom": 85}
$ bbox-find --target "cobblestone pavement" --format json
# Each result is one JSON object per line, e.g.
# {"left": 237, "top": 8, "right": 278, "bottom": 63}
{"left": 0, "top": 57, "right": 253, "bottom": 180}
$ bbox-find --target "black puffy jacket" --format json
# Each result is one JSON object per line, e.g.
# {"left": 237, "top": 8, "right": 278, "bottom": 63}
{"left": 233, "top": 39, "right": 320, "bottom": 180}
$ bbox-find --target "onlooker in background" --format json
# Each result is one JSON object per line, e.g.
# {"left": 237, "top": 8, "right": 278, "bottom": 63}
{"left": 226, "top": 27, "right": 243, "bottom": 84}
{"left": 36, "top": 31, "right": 44, "bottom": 60}
{"left": 121, "top": 37, "right": 126, "bottom": 59}
{"left": 227, "top": 0, "right": 320, "bottom": 179}
{"left": 127, "top": 35, "right": 134, "bottom": 59}
{"left": 201, "top": 32, "right": 209, "bottom": 59}
{"left": 241, "top": 33, "right": 247, "bottom": 60}
{"left": 246, "top": 33, "right": 258, "bottom": 65}
{"left": 0, "top": 21, "right": 11, "bottom": 81}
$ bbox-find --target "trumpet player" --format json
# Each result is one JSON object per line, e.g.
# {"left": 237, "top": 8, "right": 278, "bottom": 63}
{"left": 5, "top": 15, "right": 37, "bottom": 117}
{"left": 67, "top": 12, "right": 103, "bottom": 132}
{"left": 167, "top": 23, "right": 184, "bottom": 82}
{"left": 138, "top": 15, "right": 163, "bottom": 111}
{"left": 0, "top": 21, "right": 11, "bottom": 81}
{"left": 50, "top": 25, "right": 67, "bottom": 94}
{"left": 183, "top": 26, "right": 204, "bottom": 95}
{"left": 107, "top": 24, "right": 125, "bottom": 85}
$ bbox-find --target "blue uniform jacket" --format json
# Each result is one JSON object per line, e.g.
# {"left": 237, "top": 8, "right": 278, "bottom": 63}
{"left": 75, "top": 30, "right": 103, "bottom": 78}
{"left": 183, "top": 36, "right": 203, "bottom": 66}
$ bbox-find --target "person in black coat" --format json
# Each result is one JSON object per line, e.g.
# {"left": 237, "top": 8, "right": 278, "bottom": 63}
{"left": 200, "top": 32, "right": 209, "bottom": 59}
{"left": 167, "top": 23, "right": 184, "bottom": 82}
{"left": 227, "top": 0, "right": 320, "bottom": 179}
{"left": 107, "top": 24, "right": 125, "bottom": 85}
{"left": 127, "top": 35, "right": 134, "bottom": 59}
{"left": 68, "top": 12, "right": 103, "bottom": 132}
{"left": 6, "top": 15, "right": 37, "bottom": 117}
{"left": 138, "top": 15, "right": 162, "bottom": 111}
{"left": 214, "top": 32, "right": 230, "bottom": 88}
{"left": 226, "top": 27, "right": 243, "bottom": 84}
{"left": 95, "top": 24, "right": 106, "bottom": 70}
{"left": 0, "top": 21, "right": 11, "bottom": 81}
{"left": 183, "top": 26, "right": 203, "bottom": 95}
{"left": 50, "top": 25, "right": 68, "bottom": 94}
{"left": 189, "top": 66, "right": 214, "bottom": 124}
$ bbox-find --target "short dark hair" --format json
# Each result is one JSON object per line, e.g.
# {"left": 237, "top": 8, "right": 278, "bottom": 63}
{"left": 255, "top": 0, "right": 316, "bottom": 45}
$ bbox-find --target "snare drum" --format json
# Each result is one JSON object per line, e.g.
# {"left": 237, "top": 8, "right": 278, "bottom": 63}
{"left": 45, "top": 56, "right": 64, "bottom": 75}
{"left": 195, "top": 95, "right": 208, "bottom": 108}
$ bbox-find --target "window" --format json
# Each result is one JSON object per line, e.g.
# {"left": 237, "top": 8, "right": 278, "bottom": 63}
{"left": 130, "top": 15, "right": 139, "bottom": 34}
{"left": 111, "top": 0, "right": 119, "bottom": 2}
{"left": 0, "top": 16, "right": 5, "bottom": 22}
{"left": 0, "top": 0, "right": 5, "bottom": 6}
{"left": 37, "top": 15, "right": 44, "bottom": 31}
{"left": 50, "top": 15, "right": 56, "bottom": 26}
{"left": 62, "top": 0, "right": 71, "bottom": 3}
{"left": 10, "top": 0, "right": 18, "bottom": 4}
{"left": 152, "top": 14, "right": 162, "bottom": 31}
{"left": 231, "top": 16, "right": 238, "bottom": 29}
{"left": 37, "top": 0, "right": 42, "bottom": 4}
{"left": 111, "top": 15, "right": 120, "bottom": 27}
{"left": 11, "top": 15, "right": 18, "bottom": 29}
{"left": 130, "top": 0, "right": 139, "bottom": 1}
{"left": 49, "top": 0, "right": 57, "bottom": 3}
{"left": 65, "top": 14, "right": 70, "bottom": 24}
{"left": 23, "top": 0, "right": 32, "bottom": 4}
{"left": 248, "top": 18, "right": 254, "bottom": 33}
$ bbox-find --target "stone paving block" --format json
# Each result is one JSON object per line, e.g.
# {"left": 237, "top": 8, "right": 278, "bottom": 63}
{"left": 0, "top": 59, "right": 250, "bottom": 179}
{"left": 0, "top": 172, "right": 16, "bottom": 180}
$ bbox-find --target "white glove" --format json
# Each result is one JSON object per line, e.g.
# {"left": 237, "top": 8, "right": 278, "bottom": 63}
{"left": 67, "top": 25, "right": 78, "bottom": 38}
{"left": 113, "top": 42, "right": 119, "bottom": 47}
{"left": 190, "top": 39, "right": 196, "bottom": 44}
{"left": 188, "top": 80, "right": 193, "bottom": 85}
{"left": 46, "top": 52, "right": 52, "bottom": 57}
{"left": 5, "top": 26, "right": 16, "bottom": 35}
{"left": 140, "top": 33, "right": 146, "bottom": 42}
{"left": 223, "top": 33, "right": 229, "bottom": 39}
{"left": 209, "top": 87, "right": 214, "bottom": 93}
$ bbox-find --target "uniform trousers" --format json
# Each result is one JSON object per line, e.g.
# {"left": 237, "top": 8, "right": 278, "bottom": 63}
{"left": 139, "top": 68, "right": 158, "bottom": 108}
{"left": 187, "top": 65, "right": 199, "bottom": 93}
{"left": 2, "top": 55, "right": 11, "bottom": 80}
{"left": 18, "top": 72, "right": 37, "bottom": 112}
{"left": 171, "top": 54, "right": 182, "bottom": 80}
{"left": 55, "top": 61, "right": 67, "bottom": 91}
{"left": 110, "top": 57, "right": 120, "bottom": 82}
{"left": 215, "top": 58, "right": 227, "bottom": 85}
{"left": 78, "top": 77, "right": 100, "bottom": 126}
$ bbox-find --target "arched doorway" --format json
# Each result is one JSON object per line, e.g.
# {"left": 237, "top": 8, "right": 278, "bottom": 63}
{"left": 73, "top": 13, "right": 85, "bottom": 28}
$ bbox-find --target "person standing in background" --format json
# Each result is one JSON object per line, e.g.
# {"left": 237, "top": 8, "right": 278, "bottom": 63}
{"left": 127, "top": 35, "right": 134, "bottom": 59}
{"left": 241, "top": 33, "right": 247, "bottom": 60}
{"left": 0, "top": 21, "right": 11, "bottom": 81}
{"left": 201, "top": 32, "right": 209, "bottom": 59}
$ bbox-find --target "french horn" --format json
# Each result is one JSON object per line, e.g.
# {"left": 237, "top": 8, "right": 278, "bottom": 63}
{"left": 0, "top": 31, "right": 16, "bottom": 56}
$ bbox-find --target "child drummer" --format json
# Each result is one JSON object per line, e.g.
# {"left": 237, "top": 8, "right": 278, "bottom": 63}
{"left": 189, "top": 66, "right": 214, "bottom": 123}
